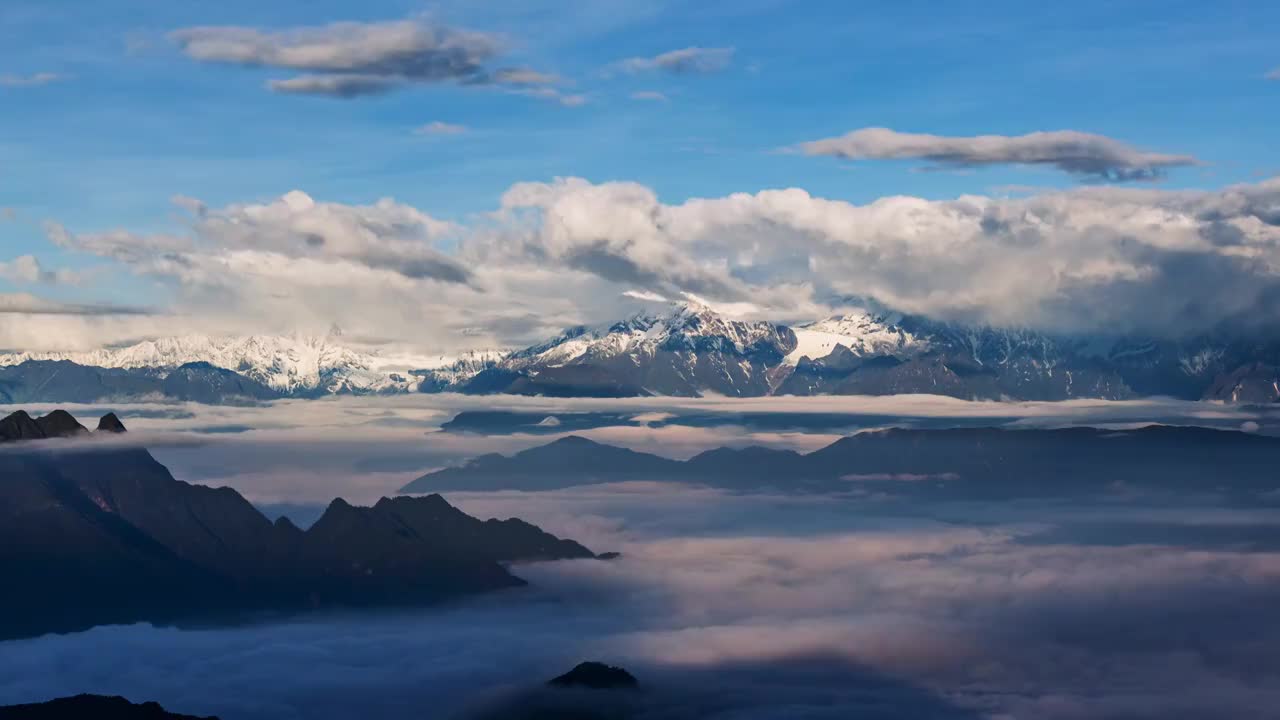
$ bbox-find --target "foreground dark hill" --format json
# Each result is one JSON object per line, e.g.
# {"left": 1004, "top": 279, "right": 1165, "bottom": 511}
{"left": 0, "top": 411, "right": 594, "bottom": 641}
{"left": 403, "top": 425, "right": 1280, "bottom": 498}
{"left": 0, "top": 695, "right": 217, "bottom": 720}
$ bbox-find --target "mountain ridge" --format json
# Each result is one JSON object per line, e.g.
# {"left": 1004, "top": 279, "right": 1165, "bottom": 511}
{"left": 0, "top": 411, "right": 596, "bottom": 641}
{"left": 3, "top": 301, "right": 1280, "bottom": 403}
{"left": 401, "top": 425, "right": 1280, "bottom": 497}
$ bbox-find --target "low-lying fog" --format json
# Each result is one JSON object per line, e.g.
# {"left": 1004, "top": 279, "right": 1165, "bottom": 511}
{"left": 2, "top": 395, "right": 1279, "bottom": 719}
{"left": 8, "top": 393, "right": 1275, "bottom": 505}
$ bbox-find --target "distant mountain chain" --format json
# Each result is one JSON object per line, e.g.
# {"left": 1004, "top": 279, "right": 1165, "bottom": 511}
{"left": 0, "top": 661, "right": 640, "bottom": 720}
{"left": 3, "top": 301, "right": 1279, "bottom": 403}
{"left": 401, "top": 428, "right": 1280, "bottom": 500}
{"left": 0, "top": 410, "right": 595, "bottom": 641}
{"left": 0, "top": 695, "right": 218, "bottom": 720}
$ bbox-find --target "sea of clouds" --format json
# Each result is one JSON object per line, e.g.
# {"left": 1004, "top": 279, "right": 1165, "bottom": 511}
{"left": 1, "top": 396, "right": 1278, "bottom": 718}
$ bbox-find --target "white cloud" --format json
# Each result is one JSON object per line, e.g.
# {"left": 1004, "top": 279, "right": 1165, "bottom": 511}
{"left": 800, "top": 127, "right": 1200, "bottom": 182}
{"left": 512, "top": 86, "right": 587, "bottom": 106}
{"left": 1267, "top": 66, "right": 1280, "bottom": 81}
{"left": 492, "top": 67, "right": 560, "bottom": 85}
{"left": 485, "top": 176, "right": 1280, "bottom": 335}
{"left": 171, "top": 19, "right": 559, "bottom": 100}
{"left": 0, "top": 255, "right": 85, "bottom": 286}
{"left": 629, "top": 90, "right": 669, "bottom": 102}
{"left": 268, "top": 73, "right": 399, "bottom": 98}
{"left": 19, "top": 176, "right": 1280, "bottom": 352}
{"left": 622, "top": 47, "right": 734, "bottom": 74}
{"left": 0, "top": 72, "right": 64, "bottom": 88}
{"left": 413, "top": 121, "right": 469, "bottom": 136}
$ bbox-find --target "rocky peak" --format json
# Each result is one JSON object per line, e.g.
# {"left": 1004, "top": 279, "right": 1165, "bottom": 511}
{"left": 34, "top": 409, "right": 88, "bottom": 438}
{"left": 97, "top": 412, "right": 128, "bottom": 433}
{"left": 1, "top": 409, "right": 91, "bottom": 442}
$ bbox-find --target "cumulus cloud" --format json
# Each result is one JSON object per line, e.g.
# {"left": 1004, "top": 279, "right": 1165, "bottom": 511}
{"left": 480, "top": 176, "right": 1280, "bottom": 337}
{"left": 54, "top": 191, "right": 468, "bottom": 285}
{"left": 622, "top": 47, "right": 734, "bottom": 74}
{"left": 171, "top": 19, "right": 558, "bottom": 99}
{"left": 0, "top": 72, "right": 64, "bottom": 88}
{"left": 799, "top": 127, "right": 1200, "bottom": 182}
{"left": 27, "top": 192, "right": 509, "bottom": 352}
{"left": 24, "top": 175, "right": 1280, "bottom": 351}
{"left": 0, "top": 255, "right": 69, "bottom": 285}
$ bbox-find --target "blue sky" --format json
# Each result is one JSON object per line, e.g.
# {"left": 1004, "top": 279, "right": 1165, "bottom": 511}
{"left": 1, "top": 0, "right": 1279, "bottom": 347}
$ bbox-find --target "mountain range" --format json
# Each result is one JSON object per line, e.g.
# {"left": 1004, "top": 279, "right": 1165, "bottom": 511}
{"left": 401, "top": 426, "right": 1280, "bottom": 499}
{"left": 0, "top": 661, "right": 639, "bottom": 720}
{"left": 3, "top": 301, "right": 1279, "bottom": 403}
{"left": 0, "top": 410, "right": 594, "bottom": 641}
{"left": 0, "top": 695, "right": 217, "bottom": 720}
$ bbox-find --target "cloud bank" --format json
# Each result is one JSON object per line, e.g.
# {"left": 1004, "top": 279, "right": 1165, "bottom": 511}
{"left": 9, "top": 175, "right": 1280, "bottom": 351}
{"left": 800, "top": 128, "right": 1200, "bottom": 182}
{"left": 1, "top": 475, "right": 1277, "bottom": 720}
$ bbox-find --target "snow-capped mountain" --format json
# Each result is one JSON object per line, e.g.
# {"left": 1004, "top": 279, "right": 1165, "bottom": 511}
{"left": 0, "top": 334, "right": 495, "bottom": 396}
{"left": 466, "top": 301, "right": 797, "bottom": 397}
{"left": 415, "top": 350, "right": 507, "bottom": 392}
{"left": 461, "top": 301, "right": 1280, "bottom": 402}
{"left": 507, "top": 301, "right": 792, "bottom": 369}
{"left": 2, "top": 301, "right": 1277, "bottom": 403}
{"left": 785, "top": 310, "right": 930, "bottom": 366}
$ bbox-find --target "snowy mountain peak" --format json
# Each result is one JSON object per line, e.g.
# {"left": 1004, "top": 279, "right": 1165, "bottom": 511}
{"left": 0, "top": 333, "right": 479, "bottom": 394}
{"left": 785, "top": 308, "right": 930, "bottom": 365}
{"left": 508, "top": 301, "right": 794, "bottom": 371}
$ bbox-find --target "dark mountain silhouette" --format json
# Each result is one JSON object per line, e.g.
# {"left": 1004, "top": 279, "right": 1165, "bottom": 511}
{"left": 0, "top": 695, "right": 217, "bottom": 720}
{"left": 548, "top": 662, "right": 640, "bottom": 690}
{"left": 0, "top": 411, "right": 595, "bottom": 641}
{"left": 97, "top": 412, "right": 128, "bottom": 433}
{"left": 402, "top": 425, "right": 1280, "bottom": 498}
{"left": 402, "top": 436, "right": 683, "bottom": 492}
{"left": 0, "top": 409, "right": 93, "bottom": 441}
{"left": 158, "top": 362, "right": 279, "bottom": 403}
{"left": 0, "top": 359, "right": 275, "bottom": 405}
{"left": 468, "top": 654, "right": 984, "bottom": 720}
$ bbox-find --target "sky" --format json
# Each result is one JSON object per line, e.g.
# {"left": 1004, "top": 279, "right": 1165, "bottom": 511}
{"left": 2, "top": 0, "right": 1280, "bottom": 353}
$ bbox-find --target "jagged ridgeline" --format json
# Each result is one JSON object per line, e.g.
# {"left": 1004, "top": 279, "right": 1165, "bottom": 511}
{"left": 0, "top": 410, "right": 596, "bottom": 641}
{"left": 3, "top": 302, "right": 1280, "bottom": 402}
